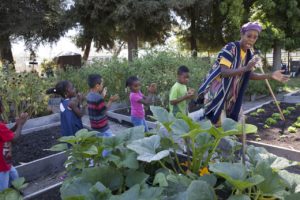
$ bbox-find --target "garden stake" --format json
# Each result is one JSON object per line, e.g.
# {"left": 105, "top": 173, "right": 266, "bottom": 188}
{"left": 241, "top": 114, "right": 246, "bottom": 165}
{"left": 258, "top": 67, "right": 285, "bottom": 121}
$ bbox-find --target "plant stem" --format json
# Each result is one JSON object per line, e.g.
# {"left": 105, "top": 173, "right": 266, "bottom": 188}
{"left": 158, "top": 160, "right": 169, "bottom": 171}
{"left": 254, "top": 190, "right": 261, "bottom": 200}
{"left": 204, "top": 138, "right": 221, "bottom": 166}
{"left": 168, "top": 155, "right": 178, "bottom": 173}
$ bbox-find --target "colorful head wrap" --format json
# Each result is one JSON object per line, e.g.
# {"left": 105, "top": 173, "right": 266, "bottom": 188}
{"left": 240, "top": 22, "right": 262, "bottom": 34}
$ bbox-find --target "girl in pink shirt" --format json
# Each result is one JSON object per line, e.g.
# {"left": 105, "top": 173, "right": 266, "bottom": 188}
{"left": 126, "top": 76, "right": 156, "bottom": 132}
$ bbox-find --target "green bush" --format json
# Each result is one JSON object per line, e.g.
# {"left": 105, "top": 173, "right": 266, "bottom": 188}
{"left": 246, "top": 79, "right": 283, "bottom": 96}
{"left": 55, "top": 51, "right": 210, "bottom": 108}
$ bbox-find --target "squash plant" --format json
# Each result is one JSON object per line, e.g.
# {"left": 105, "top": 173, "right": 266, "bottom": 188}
{"left": 51, "top": 107, "right": 300, "bottom": 200}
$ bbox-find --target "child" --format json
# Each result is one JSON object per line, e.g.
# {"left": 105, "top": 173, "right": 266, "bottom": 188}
{"left": 169, "top": 66, "right": 195, "bottom": 116}
{"left": 126, "top": 76, "right": 157, "bottom": 132}
{"left": 0, "top": 98, "right": 28, "bottom": 191}
{"left": 87, "top": 74, "right": 119, "bottom": 136}
{"left": 46, "top": 80, "right": 84, "bottom": 136}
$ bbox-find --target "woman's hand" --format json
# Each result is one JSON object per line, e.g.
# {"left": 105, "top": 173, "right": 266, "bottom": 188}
{"left": 271, "top": 70, "right": 290, "bottom": 83}
{"left": 245, "top": 56, "right": 260, "bottom": 72}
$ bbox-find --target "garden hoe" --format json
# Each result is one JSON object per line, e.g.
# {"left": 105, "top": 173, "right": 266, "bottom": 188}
{"left": 254, "top": 51, "right": 286, "bottom": 133}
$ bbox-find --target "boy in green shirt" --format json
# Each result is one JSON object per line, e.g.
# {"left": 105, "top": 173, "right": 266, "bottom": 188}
{"left": 169, "top": 66, "right": 195, "bottom": 116}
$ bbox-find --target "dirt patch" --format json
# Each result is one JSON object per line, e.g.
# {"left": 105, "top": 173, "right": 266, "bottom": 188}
{"left": 12, "top": 126, "right": 61, "bottom": 165}
{"left": 246, "top": 102, "right": 300, "bottom": 151}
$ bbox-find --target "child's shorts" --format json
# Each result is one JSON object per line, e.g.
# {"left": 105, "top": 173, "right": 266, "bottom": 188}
{"left": 131, "top": 116, "right": 149, "bottom": 132}
{"left": 0, "top": 166, "right": 19, "bottom": 192}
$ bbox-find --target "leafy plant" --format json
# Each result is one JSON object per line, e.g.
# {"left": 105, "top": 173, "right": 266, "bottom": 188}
{"left": 293, "top": 122, "right": 300, "bottom": 128}
{"left": 283, "top": 109, "right": 291, "bottom": 116}
{"left": 51, "top": 106, "right": 300, "bottom": 200}
{"left": 271, "top": 113, "right": 281, "bottom": 120}
{"left": 286, "top": 106, "right": 296, "bottom": 112}
{"left": 257, "top": 108, "right": 265, "bottom": 113}
{"left": 0, "top": 177, "right": 27, "bottom": 200}
{"left": 288, "top": 126, "right": 297, "bottom": 133}
{"left": 250, "top": 112, "right": 259, "bottom": 117}
{"left": 263, "top": 124, "right": 270, "bottom": 129}
{"left": 265, "top": 118, "right": 277, "bottom": 126}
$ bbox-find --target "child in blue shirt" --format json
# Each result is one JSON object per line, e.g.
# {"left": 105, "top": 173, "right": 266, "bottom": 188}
{"left": 46, "top": 80, "right": 84, "bottom": 136}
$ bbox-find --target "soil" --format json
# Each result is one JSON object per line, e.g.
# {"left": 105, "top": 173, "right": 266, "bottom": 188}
{"left": 12, "top": 126, "right": 61, "bottom": 165}
{"left": 30, "top": 185, "right": 61, "bottom": 200}
{"left": 246, "top": 102, "right": 300, "bottom": 151}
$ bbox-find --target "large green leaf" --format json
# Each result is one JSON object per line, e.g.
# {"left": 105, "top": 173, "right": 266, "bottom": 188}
{"left": 125, "top": 170, "right": 149, "bottom": 187}
{"left": 0, "top": 188, "right": 22, "bottom": 200}
{"left": 186, "top": 180, "right": 216, "bottom": 200}
{"left": 171, "top": 119, "right": 190, "bottom": 140}
{"left": 89, "top": 182, "right": 112, "bottom": 200}
{"left": 58, "top": 136, "right": 77, "bottom": 144}
{"left": 11, "top": 177, "right": 28, "bottom": 190}
{"left": 221, "top": 118, "right": 258, "bottom": 135}
{"left": 115, "top": 126, "right": 145, "bottom": 144}
{"left": 209, "top": 162, "right": 264, "bottom": 191}
{"left": 81, "top": 166, "right": 123, "bottom": 191}
{"left": 254, "top": 161, "right": 288, "bottom": 198}
{"left": 270, "top": 157, "right": 298, "bottom": 170}
{"left": 60, "top": 177, "right": 93, "bottom": 199}
{"left": 150, "top": 106, "right": 175, "bottom": 123}
{"left": 103, "top": 136, "right": 124, "bottom": 150}
{"left": 197, "top": 174, "right": 217, "bottom": 187}
{"left": 110, "top": 184, "right": 163, "bottom": 200}
{"left": 49, "top": 143, "right": 69, "bottom": 152}
{"left": 119, "top": 150, "right": 139, "bottom": 169}
{"left": 285, "top": 193, "right": 300, "bottom": 200}
{"left": 278, "top": 170, "right": 300, "bottom": 192}
{"left": 75, "top": 129, "right": 97, "bottom": 139}
{"left": 110, "top": 184, "right": 140, "bottom": 200}
{"left": 127, "top": 135, "right": 169, "bottom": 162}
{"left": 153, "top": 172, "right": 168, "bottom": 187}
{"left": 83, "top": 145, "right": 98, "bottom": 155}
{"left": 177, "top": 112, "right": 201, "bottom": 129}
{"left": 222, "top": 118, "right": 238, "bottom": 132}
{"left": 227, "top": 195, "right": 251, "bottom": 200}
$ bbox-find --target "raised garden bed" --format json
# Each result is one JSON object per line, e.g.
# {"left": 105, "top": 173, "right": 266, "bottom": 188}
{"left": 246, "top": 102, "right": 300, "bottom": 151}
{"left": 283, "top": 90, "right": 300, "bottom": 103}
{"left": 13, "top": 126, "right": 61, "bottom": 165}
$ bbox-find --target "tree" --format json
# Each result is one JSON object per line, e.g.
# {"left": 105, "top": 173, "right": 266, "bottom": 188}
{"left": 0, "top": 0, "right": 69, "bottom": 64}
{"left": 69, "top": 0, "right": 117, "bottom": 61}
{"left": 250, "top": 0, "right": 300, "bottom": 70}
{"left": 172, "top": 0, "right": 244, "bottom": 56}
{"left": 112, "top": 0, "right": 173, "bottom": 61}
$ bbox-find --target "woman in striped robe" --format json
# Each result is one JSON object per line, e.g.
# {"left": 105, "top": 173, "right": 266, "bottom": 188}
{"left": 198, "top": 22, "right": 289, "bottom": 125}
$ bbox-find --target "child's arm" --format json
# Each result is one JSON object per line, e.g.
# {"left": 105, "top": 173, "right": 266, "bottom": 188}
{"left": 106, "top": 94, "right": 119, "bottom": 109}
{"left": 170, "top": 88, "right": 195, "bottom": 105}
{"left": 12, "top": 113, "right": 28, "bottom": 138}
{"left": 69, "top": 93, "right": 85, "bottom": 118}
{"left": 138, "top": 83, "right": 157, "bottom": 105}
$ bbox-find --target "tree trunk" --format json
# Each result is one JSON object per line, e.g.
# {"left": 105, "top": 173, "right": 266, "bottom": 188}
{"left": 272, "top": 40, "right": 282, "bottom": 71}
{"left": 82, "top": 38, "right": 92, "bottom": 61}
{"left": 190, "top": 8, "right": 197, "bottom": 58}
{"left": 127, "top": 31, "right": 138, "bottom": 62}
{"left": 287, "top": 51, "right": 290, "bottom": 73}
{"left": 0, "top": 34, "right": 14, "bottom": 64}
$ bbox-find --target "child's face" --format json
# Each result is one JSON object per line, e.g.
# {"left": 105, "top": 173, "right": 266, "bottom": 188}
{"left": 178, "top": 72, "right": 190, "bottom": 85}
{"left": 95, "top": 81, "right": 104, "bottom": 93}
{"left": 131, "top": 81, "right": 141, "bottom": 92}
{"left": 66, "top": 82, "right": 76, "bottom": 98}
